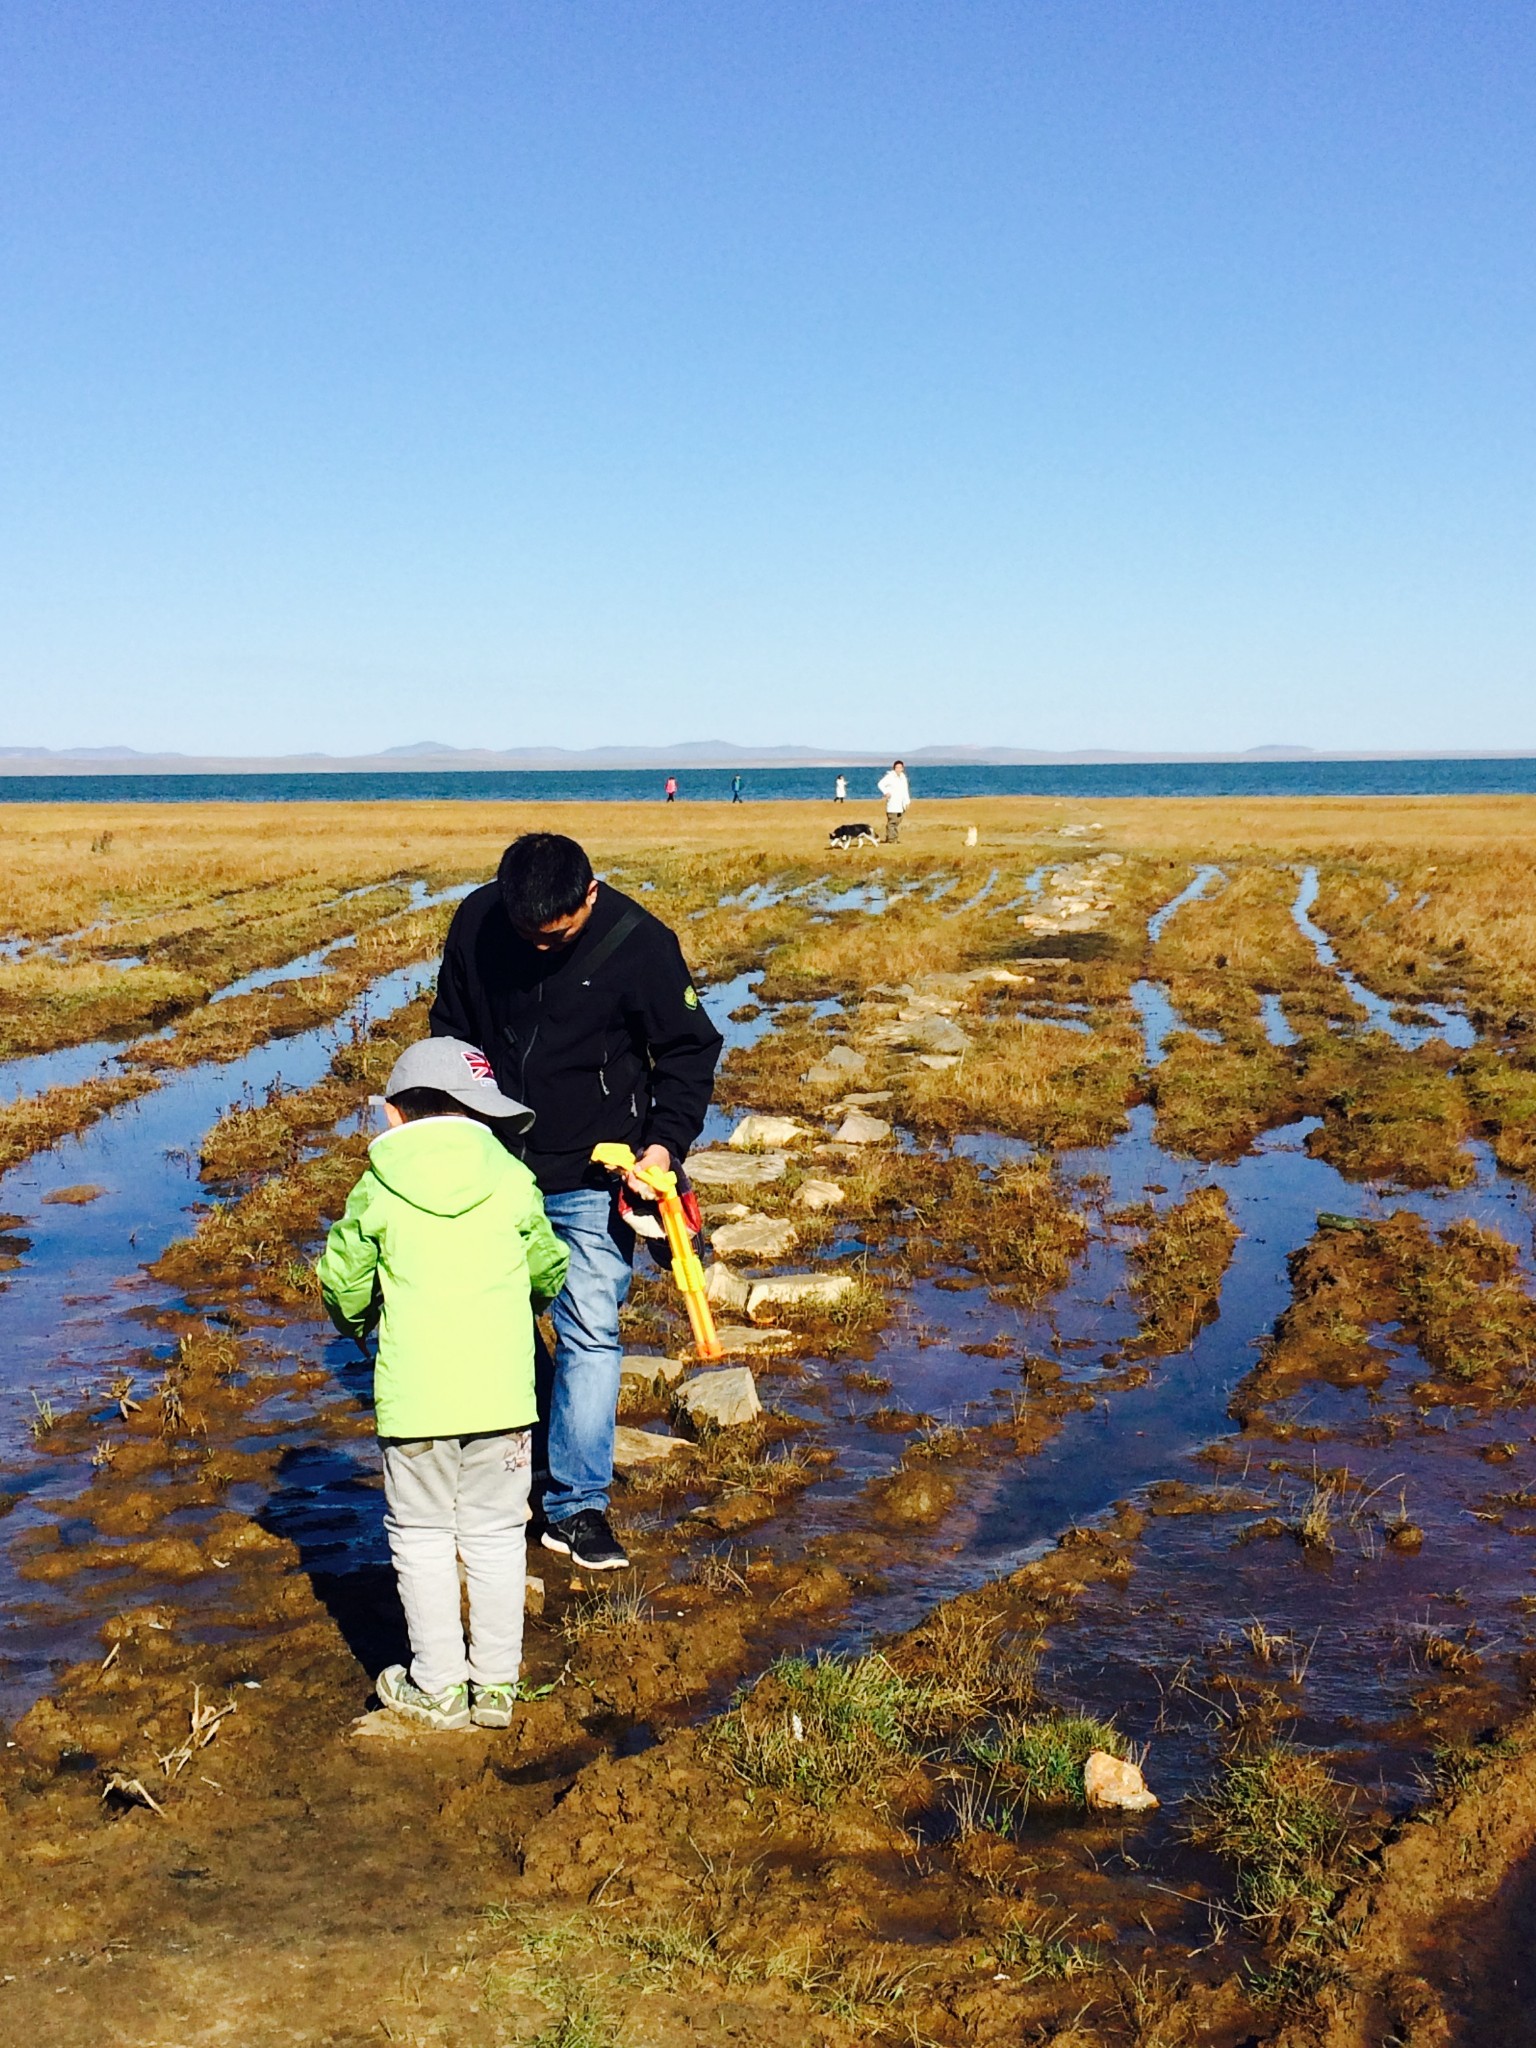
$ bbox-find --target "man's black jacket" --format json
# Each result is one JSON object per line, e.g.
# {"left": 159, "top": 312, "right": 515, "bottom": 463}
{"left": 428, "top": 880, "right": 724, "bottom": 1195}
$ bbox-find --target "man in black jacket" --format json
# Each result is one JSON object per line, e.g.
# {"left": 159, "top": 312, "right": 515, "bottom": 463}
{"left": 429, "top": 832, "right": 723, "bottom": 1570}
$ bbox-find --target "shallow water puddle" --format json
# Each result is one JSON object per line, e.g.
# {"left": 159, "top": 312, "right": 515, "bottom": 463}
{"left": 0, "top": 961, "right": 440, "bottom": 1705}
{"left": 1292, "top": 865, "right": 1476, "bottom": 1049}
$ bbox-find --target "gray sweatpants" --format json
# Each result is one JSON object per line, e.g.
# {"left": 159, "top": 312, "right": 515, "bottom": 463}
{"left": 381, "top": 1429, "right": 532, "bottom": 1694}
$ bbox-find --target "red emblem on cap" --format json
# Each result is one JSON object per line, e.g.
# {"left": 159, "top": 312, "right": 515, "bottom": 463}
{"left": 462, "top": 1050, "right": 495, "bottom": 1081}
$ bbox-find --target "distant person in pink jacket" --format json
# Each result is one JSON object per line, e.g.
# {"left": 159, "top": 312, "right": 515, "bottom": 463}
{"left": 664, "top": 777, "right": 677, "bottom": 803}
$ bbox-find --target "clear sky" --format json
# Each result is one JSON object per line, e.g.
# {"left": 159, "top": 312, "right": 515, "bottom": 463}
{"left": 1, "top": 2, "right": 1532, "bottom": 757}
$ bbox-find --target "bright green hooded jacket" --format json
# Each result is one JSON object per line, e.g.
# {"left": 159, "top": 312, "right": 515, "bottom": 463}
{"left": 316, "top": 1116, "right": 569, "bottom": 1440}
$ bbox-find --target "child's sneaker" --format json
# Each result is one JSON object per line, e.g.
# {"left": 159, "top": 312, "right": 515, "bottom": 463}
{"left": 377, "top": 1664, "right": 471, "bottom": 1730}
{"left": 470, "top": 1681, "right": 517, "bottom": 1729}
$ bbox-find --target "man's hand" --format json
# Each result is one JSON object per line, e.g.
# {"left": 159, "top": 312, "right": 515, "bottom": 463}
{"left": 623, "top": 1144, "right": 673, "bottom": 1198}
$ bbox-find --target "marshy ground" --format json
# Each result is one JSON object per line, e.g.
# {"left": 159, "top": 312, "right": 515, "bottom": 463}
{"left": 6, "top": 795, "right": 1536, "bottom": 2045}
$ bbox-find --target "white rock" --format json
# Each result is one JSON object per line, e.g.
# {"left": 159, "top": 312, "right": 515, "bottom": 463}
{"left": 902, "top": 1014, "right": 973, "bottom": 1056}
{"left": 677, "top": 1367, "right": 762, "bottom": 1431}
{"left": 686, "top": 1149, "right": 790, "bottom": 1187}
{"left": 917, "top": 1053, "right": 961, "bottom": 1071}
{"left": 965, "top": 826, "right": 978, "bottom": 846}
{"left": 701, "top": 1200, "right": 752, "bottom": 1221}
{"left": 706, "top": 1325, "right": 796, "bottom": 1355}
{"left": 793, "top": 1178, "right": 846, "bottom": 1212}
{"left": 746, "top": 1272, "right": 857, "bottom": 1318}
{"left": 728, "top": 1114, "right": 806, "bottom": 1150}
{"left": 1083, "top": 1751, "right": 1159, "bottom": 1812}
{"left": 619, "top": 1354, "right": 686, "bottom": 1391}
{"left": 613, "top": 1425, "right": 691, "bottom": 1474}
{"left": 711, "top": 1214, "right": 799, "bottom": 1259}
{"left": 704, "top": 1261, "right": 751, "bottom": 1311}
{"left": 833, "top": 1110, "right": 891, "bottom": 1144}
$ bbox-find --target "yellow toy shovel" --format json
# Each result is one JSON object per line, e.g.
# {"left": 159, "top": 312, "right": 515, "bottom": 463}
{"left": 592, "top": 1143, "right": 724, "bottom": 1361}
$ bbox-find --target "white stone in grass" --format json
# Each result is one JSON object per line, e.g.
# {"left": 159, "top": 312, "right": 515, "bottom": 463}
{"left": 793, "top": 1178, "right": 846, "bottom": 1213}
{"left": 704, "top": 1261, "right": 751, "bottom": 1311}
{"left": 832, "top": 1110, "right": 891, "bottom": 1145}
{"left": 902, "top": 1014, "right": 973, "bottom": 1056}
{"left": 706, "top": 1325, "right": 796, "bottom": 1356}
{"left": 917, "top": 1054, "right": 961, "bottom": 1071}
{"left": 619, "top": 1354, "right": 686, "bottom": 1391}
{"left": 727, "top": 1114, "right": 807, "bottom": 1150}
{"left": 1083, "top": 1751, "right": 1158, "bottom": 1812}
{"left": 677, "top": 1368, "right": 762, "bottom": 1431}
{"left": 612, "top": 1425, "right": 691, "bottom": 1474}
{"left": 711, "top": 1213, "right": 799, "bottom": 1259}
{"left": 746, "top": 1272, "right": 857, "bottom": 1317}
{"left": 686, "top": 1149, "right": 790, "bottom": 1188}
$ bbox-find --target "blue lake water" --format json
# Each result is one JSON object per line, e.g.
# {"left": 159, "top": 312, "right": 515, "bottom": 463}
{"left": 6, "top": 758, "right": 1536, "bottom": 804}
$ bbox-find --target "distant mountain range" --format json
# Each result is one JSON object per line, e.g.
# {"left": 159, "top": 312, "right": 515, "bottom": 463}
{"left": 0, "top": 740, "right": 1529, "bottom": 773}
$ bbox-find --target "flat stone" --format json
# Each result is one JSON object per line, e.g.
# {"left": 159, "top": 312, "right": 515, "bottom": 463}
{"left": 704, "top": 1261, "right": 751, "bottom": 1311}
{"left": 619, "top": 1354, "right": 686, "bottom": 1390}
{"left": 706, "top": 1325, "right": 797, "bottom": 1355}
{"left": 727, "top": 1114, "right": 806, "bottom": 1150}
{"left": 901, "top": 1014, "right": 973, "bottom": 1056}
{"left": 746, "top": 1272, "right": 857, "bottom": 1318}
{"left": 838, "top": 1090, "right": 893, "bottom": 1107}
{"left": 613, "top": 1424, "right": 692, "bottom": 1473}
{"left": 677, "top": 1367, "right": 762, "bottom": 1431}
{"left": 793, "top": 1178, "right": 846, "bottom": 1212}
{"left": 686, "top": 1149, "right": 790, "bottom": 1187}
{"left": 42, "top": 1183, "right": 105, "bottom": 1206}
{"left": 832, "top": 1110, "right": 891, "bottom": 1144}
{"left": 803, "top": 1045, "right": 869, "bottom": 1085}
{"left": 711, "top": 1214, "right": 799, "bottom": 1259}
{"left": 917, "top": 1053, "right": 961, "bottom": 1071}
{"left": 700, "top": 1201, "right": 752, "bottom": 1221}
{"left": 1083, "top": 1750, "right": 1159, "bottom": 1812}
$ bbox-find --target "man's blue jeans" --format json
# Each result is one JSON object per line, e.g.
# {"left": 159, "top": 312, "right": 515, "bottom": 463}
{"left": 534, "top": 1187, "right": 635, "bottom": 1523}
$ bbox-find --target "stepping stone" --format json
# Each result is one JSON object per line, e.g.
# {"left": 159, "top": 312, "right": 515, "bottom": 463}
{"left": 793, "top": 1178, "right": 846, "bottom": 1212}
{"left": 746, "top": 1272, "right": 857, "bottom": 1318}
{"left": 803, "top": 1045, "right": 869, "bottom": 1086}
{"left": 700, "top": 1200, "right": 752, "bottom": 1221}
{"left": 612, "top": 1425, "right": 691, "bottom": 1474}
{"left": 619, "top": 1354, "right": 686, "bottom": 1391}
{"left": 838, "top": 1090, "right": 893, "bottom": 1107}
{"left": 917, "top": 1054, "right": 962, "bottom": 1071}
{"left": 901, "top": 1014, "right": 972, "bottom": 1056}
{"left": 727, "top": 1114, "right": 807, "bottom": 1150}
{"left": 706, "top": 1325, "right": 796, "bottom": 1356}
{"left": 677, "top": 1367, "right": 762, "bottom": 1431}
{"left": 704, "top": 1261, "right": 751, "bottom": 1311}
{"left": 686, "top": 1149, "right": 790, "bottom": 1188}
{"left": 711, "top": 1213, "right": 799, "bottom": 1259}
{"left": 832, "top": 1110, "right": 891, "bottom": 1144}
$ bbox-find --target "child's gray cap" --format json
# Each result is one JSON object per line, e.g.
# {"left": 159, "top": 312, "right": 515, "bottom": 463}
{"left": 383, "top": 1037, "right": 535, "bottom": 1130}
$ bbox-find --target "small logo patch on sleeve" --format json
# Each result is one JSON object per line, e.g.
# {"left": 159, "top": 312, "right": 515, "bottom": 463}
{"left": 683, "top": 985, "right": 699, "bottom": 1009}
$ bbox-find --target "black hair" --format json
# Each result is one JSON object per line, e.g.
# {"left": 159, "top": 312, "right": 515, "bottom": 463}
{"left": 390, "top": 1086, "right": 476, "bottom": 1122}
{"left": 498, "top": 832, "right": 594, "bottom": 930}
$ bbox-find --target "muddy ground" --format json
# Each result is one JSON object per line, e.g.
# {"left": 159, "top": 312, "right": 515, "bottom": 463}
{"left": 7, "top": 798, "right": 1536, "bottom": 2045}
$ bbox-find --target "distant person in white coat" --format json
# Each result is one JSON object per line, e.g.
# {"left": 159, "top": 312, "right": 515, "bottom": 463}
{"left": 877, "top": 760, "right": 910, "bottom": 842}
{"left": 834, "top": 774, "right": 847, "bottom": 804}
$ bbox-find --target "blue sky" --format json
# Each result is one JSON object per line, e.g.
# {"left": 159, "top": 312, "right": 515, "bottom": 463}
{"left": 1, "top": 2, "right": 1532, "bottom": 756}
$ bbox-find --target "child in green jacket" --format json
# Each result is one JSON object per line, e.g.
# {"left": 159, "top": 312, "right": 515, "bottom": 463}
{"left": 318, "top": 1036, "right": 569, "bottom": 1731}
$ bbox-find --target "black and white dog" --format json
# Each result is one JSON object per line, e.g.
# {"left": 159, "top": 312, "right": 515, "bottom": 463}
{"left": 828, "top": 820, "right": 879, "bottom": 849}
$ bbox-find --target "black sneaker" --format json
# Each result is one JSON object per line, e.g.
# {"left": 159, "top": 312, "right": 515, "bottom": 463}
{"left": 540, "top": 1509, "right": 630, "bottom": 1572}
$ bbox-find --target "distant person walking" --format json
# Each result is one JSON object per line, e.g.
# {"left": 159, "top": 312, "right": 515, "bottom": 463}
{"left": 834, "top": 775, "right": 847, "bottom": 804}
{"left": 731, "top": 774, "right": 743, "bottom": 803}
{"left": 664, "top": 777, "right": 678, "bottom": 803}
{"left": 877, "top": 759, "right": 910, "bottom": 842}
